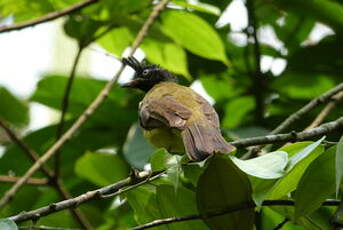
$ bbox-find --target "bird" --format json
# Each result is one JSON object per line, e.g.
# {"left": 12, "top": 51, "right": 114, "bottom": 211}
{"left": 121, "top": 57, "right": 235, "bottom": 161}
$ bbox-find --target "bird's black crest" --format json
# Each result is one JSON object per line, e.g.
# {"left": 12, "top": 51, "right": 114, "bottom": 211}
{"left": 122, "top": 57, "right": 177, "bottom": 92}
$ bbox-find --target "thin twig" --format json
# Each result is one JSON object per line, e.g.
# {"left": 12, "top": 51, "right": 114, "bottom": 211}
{"left": 129, "top": 200, "right": 340, "bottom": 230}
{"left": 19, "top": 225, "right": 80, "bottom": 230}
{"left": 55, "top": 47, "right": 84, "bottom": 176}
{"left": 305, "top": 91, "right": 343, "bottom": 130}
{"left": 0, "top": 0, "right": 170, "bottom": 210}
{"left": 245, "top": 83, "right": 343, "bottom": 157}
{"left": 0, "top": 0, "right": 100, "bottom": 33}
{"left": 271, "top": 83, "right": 343, "bottom": 135}
{"left": 0, "top": 176, "right": 48, "bottom": 185}
{"left": 272, "top": 218, "right": 289, "bottom": 230}
{"left": 0, "top": 120, "right": 92, "bottom": 229}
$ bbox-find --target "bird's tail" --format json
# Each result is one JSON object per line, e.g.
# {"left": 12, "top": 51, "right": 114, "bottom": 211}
{"left": 181, "top": 123, "right": 235, "bottom": 161}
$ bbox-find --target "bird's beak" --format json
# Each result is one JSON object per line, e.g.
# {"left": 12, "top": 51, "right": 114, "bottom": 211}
{"left": 121, "top": 79, "right": 141, "bottom": 88}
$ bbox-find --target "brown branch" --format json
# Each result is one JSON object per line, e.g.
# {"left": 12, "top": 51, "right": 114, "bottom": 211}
{"left": 246, "top": 83, "right": 343, "bottom": 158}
{"left": 305, "top": 91, "right": 343, "bottom": 130}
{"left": 0, "top": 120, "right": 93, "bottom": 229}
{"left": 9, "top": 171, "right": 163, "bottom": 223}
{"left": 0, "top": 0, "right": 170, "bottom": 211}
{"left": 0, "top": 176, "right": 48, "bottom": 185}
{"left": 271, "top": 83, "right": 343, "bottom": 135}
{"left": 0, "top": 0, "right": 100, "bottom": 34}
{"left": 231, "top": 117, "right": 343, "bottom": 148}
{"left": 130, "top": 200, "right": 340, "bottom": 230}
{"left": 19, "top": 226, "right": 80, "bottom": 230}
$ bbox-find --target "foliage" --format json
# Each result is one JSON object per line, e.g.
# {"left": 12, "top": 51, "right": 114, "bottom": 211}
{"left": 0, "top": 0, "right": 343, "bottom": 229}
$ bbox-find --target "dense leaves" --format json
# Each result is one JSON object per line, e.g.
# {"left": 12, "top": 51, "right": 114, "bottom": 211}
{"left": 1, "top": 0, "right": 343, "bottom": 229}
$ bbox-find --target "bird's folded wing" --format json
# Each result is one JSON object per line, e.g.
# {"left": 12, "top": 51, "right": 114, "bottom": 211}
{"left": 195, "top": 94, "right": 220, "bottom": 129}
{"left": 139, "top": 95, "right": 192, "bottom": 129}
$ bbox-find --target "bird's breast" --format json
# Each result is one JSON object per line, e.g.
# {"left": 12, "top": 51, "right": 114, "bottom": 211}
{"left": 143, "top": 127, "right": 184, "bottom": 153}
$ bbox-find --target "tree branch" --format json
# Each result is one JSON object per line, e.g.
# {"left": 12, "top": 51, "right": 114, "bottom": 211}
{"left": 129, "top": 200, "right": 340, "bottom": 230}
{"left": 245, "top": 83, "right": 343, "bottom": 157}
{"left": 9, "top": 171, "right": 163, "bottom": 223}
{"left": 0, "top": 0, "right": 100, "bottom": 34}
{"left": 0, "top": 120, "right": 93, "bottom": 229}
{"left": 231, "top": 117, "right": 343, "bottom": 148}
{"left": 271, "top": 83, "right": 343, "bottom": 135}
{"left": 0, "top": 0, "right": 170, "bottom": 210}
{"left": 0, "top": 176, "right": 48, "bottom": 185}
{"left": 19, "top": 226, "right": 80, "bottom": 230}
{"left": 305, "top": 91, "right": 343, "bottom": 130}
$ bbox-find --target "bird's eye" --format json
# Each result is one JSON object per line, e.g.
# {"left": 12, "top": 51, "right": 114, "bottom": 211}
{"left": 142, "top": 69, "right": 149, "bottom": 76}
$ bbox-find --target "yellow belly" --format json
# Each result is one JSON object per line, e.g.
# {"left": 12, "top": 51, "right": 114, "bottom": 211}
{"left": 143, "top": 127, "right": 185, "bottom": 153}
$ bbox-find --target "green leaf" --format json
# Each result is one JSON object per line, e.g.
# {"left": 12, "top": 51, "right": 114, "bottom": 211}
{"left": 295, "top": 146, "right": 336, "bottom": 219}
{"left": 142, "top": 39, "right": 191, "bottom": 80}
{"left": 222, "top": 96, "right": 255, "bottom": 129}
{"left": 172, "top": 0, "right": 220, "bottom": 16}
{"left": 276, "top": 0, "right": 343, "bottom": 31}
{"left": 161, "top": 10, "right": 228, "bottom": 64}
{"left": 150, "top": 148, "right": 177, "bottom": 171}
{"left": 272, "top": 74, "right": 335, "bottom": 100}
{"left": 0, "top": 219, "right": 18, "bottom": 230}
{"left": 230, "top": 151, "right": 288, "bottom": 179}
{"left": 196, "top": 155, "right": 254, "bottom": 230}
{"left": 336, "top": 135, "right": 343, "bottom": 195}
{"left": 200, "top": 74, "right": 243, "bottom": 102}
{"left": 126, "top": 186, "right": 167, "bottom": 228}
{"left": 104, "top": 0, "right": 151, "bottom": 16}
{"left": 64, "top": 16, "right": 103, "bottom": 45}
{"left": 286, "top": 137, "right": 325, "bottom": 172}
{"left": 75, "top": 151, "right": 129, "bottom": 186}
{"left": 156, "top": 184, "right": 208, "bottom": 230}
{"left": 0, "top": 87, "right": 29, "bottom": 127}
{"left": 97, "top": 26, "right": 134, "bottom": 57}
{"left": 123, "top": 124, "right": 156, "bottom": 170}
{"left": 267, "top": 141, "right": 325, "bottom": 200}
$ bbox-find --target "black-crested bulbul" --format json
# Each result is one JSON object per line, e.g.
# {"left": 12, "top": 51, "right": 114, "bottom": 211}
{"left": 122, "top": 57, "right": 235, "bottom": 161}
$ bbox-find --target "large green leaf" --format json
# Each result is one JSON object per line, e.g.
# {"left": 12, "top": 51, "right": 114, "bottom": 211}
{"left": 172, "top": 0, "right": 220, "bottom": 16}
{"left": 295, "top": 146, "right": 336, "bottom": 219}
{"left": 64, "top": 16, "right": 104, "bottom": 45}
{"left": 267, "top": 141, "right": 325, "bottom": 200}
{"left": 31, "top": 75, "right": 136, "bottom": 134}
{"left": 156, "top": 185, "right": 208, "bottom": 230}
{"left": 286, "top": 137, "right": 325, "bottom": 171}
{"left": 0, "top": 0, "right": 54, "bottom": 22}
{"left": 272, "top": 73, "right": 335, "bottom": 100}
{"left": 0, "top": 87, "right": 29, "bottom": 127}
{"left": 150, "top": 148, "right": 177, "bottom": 172}
{"left": 141, "top": 39, "right": 191, "bottom": 80}
{"left": 126, "top": 186, "right": 168, "bottom": 229}
{"left": 97, "top": 26, "right": 134, "bottom": 57}
{"left": 336, "top": 135, "right": 343, "bottom": 195}
{"left": 123, "top": 124, "right": 156, "bottom": 170}
{"left": 0, "top": 219, "right": 17, "bottom": 230}
{"left": 161, "top": 10, "right": 228, "bottom": 64}
{"left": 75, "top": 151, "right": 129, "bottom": 186}
{"left": 230, "top": 151, "right": 288, "bottom": 179}
{"left": 196, "top": 155, "right": 254, "bottom": 230}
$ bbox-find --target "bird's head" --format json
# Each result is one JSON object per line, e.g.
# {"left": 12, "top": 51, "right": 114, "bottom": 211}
{"left": 121, "top": 57, "right": 177, "bottom": 92}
